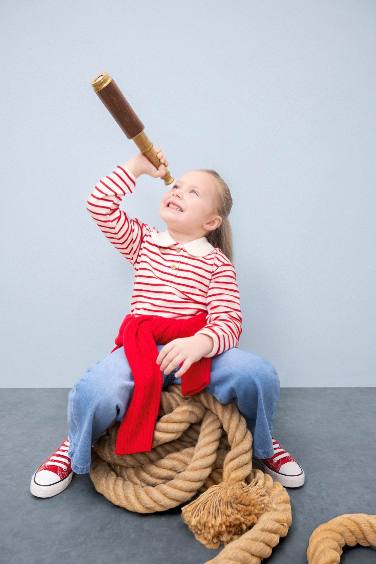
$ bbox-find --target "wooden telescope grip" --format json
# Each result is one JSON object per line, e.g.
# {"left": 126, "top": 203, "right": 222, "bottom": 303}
{"left": 91, "top": 72, "right": 174, "bottom": 186}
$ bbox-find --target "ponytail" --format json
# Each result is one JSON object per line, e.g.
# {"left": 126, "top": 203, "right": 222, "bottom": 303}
{"left": 197, "top": 169, "right": 234, "bottom": 263}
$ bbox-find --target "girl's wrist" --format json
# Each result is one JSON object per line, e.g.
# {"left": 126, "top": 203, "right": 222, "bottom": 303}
{"left": 192, "top": 334, "right": 214, "bottom": 355}
{"left": 125, "top": 159, "right": 142, "bottom": 179}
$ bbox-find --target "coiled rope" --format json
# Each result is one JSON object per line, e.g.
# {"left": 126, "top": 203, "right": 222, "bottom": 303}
{"left": 89, "top": 384, "right": 376, "bottom": 563}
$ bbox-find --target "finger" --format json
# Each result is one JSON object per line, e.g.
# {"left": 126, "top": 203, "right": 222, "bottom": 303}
{"left": 153, "top": 164, "right": 165, "bottom": 178}
{"left": 160, "top": 356, "right": 174, "bottom": 373}
{"left": 163, "top": 354, "right": 184, "bottom": 376}
{"left": 156, "top": 343, "right": 172, "bottom": 366}
{"left": 159, "top": 348, "right": 177, "bottom": 372}
{"left": 156, "top": 352, "right": 162, "bottom": 364}
{"left": 175, "top": 358, "right": 191, "bottom": 378}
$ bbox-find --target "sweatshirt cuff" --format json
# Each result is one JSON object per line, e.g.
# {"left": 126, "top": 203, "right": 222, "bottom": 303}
{"left": 194, "top": 328, "right": 218, "bottom": 358}
{"left": 116, "top": 164, "right": 137, "bottom": 185}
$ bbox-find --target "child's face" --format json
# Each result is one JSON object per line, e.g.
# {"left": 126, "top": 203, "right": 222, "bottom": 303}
{"left": 159, "top": 170, "right": 222, "bottom": 240}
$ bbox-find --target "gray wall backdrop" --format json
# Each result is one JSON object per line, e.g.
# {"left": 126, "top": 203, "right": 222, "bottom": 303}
{"left": 1, "top": 1, "right": 375, "bottom": 387}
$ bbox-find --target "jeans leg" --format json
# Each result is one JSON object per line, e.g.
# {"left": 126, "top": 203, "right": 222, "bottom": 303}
{"left": 66, "top": 347, "right": 134, "bottom": 474}
{"left": 66, "top": 342, "right": 279, "bottom": 474}
{"left": 172, "top": 346, "right": 280, "bottom": 459}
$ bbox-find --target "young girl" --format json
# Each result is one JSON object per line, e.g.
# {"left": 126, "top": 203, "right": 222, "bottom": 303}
{"left": 30, "top": 149, "right": 305, "bottom": 498}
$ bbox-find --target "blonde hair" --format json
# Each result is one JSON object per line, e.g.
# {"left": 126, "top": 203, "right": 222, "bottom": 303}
{"left": 197, "top": 169, "right": 234, "bottom": 263}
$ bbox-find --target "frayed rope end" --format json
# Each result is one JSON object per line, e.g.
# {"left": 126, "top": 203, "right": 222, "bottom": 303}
{"left": 181, "top": 479, "right": 271, "bottom": 548}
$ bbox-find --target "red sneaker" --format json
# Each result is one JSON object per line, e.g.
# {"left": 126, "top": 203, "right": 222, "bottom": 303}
{"left": 254, "top": 436, "right": 305, "bottom": 488}
{"left": 30, "top": 437, "right": 74, "bottom": 498}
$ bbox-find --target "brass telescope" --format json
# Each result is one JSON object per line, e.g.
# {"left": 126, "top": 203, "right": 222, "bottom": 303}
{"left": 91, "top": 72, "right": 174, "bottom": 185}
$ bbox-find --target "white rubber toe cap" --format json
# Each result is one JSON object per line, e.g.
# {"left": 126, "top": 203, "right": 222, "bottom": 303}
{"left": 30, "top": 469, "right": 73, "bottom": 498}
{"left": 255, "top": 459, "right": 305, "bottom": 488}
{"left": 33, "top": 469, "right": 61, "bottom": 486}
{"left": 279, "top": 461, "right": 303, "bottom": 476}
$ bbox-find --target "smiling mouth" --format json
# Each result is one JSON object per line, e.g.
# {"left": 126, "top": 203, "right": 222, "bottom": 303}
{"left": 166, "top": 202, "right": 184, "bottom": 212}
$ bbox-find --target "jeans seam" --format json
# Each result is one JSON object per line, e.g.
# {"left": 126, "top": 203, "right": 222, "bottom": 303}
{"left": 68, "top": 384, "right": 79, "bottom": 456}
{"left": 70, "top": 384, "right": 79, "bottom": 429}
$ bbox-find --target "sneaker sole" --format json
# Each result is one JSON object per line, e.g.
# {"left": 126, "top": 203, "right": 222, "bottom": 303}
{"left": 253, "top": 459, "right": 305, "bottom": 488}
{"left": 30, "top": 470, "right": 74, "bottom": 498}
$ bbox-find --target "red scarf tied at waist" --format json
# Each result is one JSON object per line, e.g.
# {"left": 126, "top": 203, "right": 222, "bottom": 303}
{"left": 110, "top": 311, "right": 212, "bottom": 455}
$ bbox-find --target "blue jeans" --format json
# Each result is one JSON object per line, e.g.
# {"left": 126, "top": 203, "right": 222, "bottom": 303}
{"left": 66, "top": 345, "right": 280, "bottom": 474}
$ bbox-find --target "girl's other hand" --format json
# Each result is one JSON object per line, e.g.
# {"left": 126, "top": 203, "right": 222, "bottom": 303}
{"left": 125, "top": 147, "right": 168, "bottom": 179}
{"left": 155, "top": 335, "right": 213, "bottom": 378}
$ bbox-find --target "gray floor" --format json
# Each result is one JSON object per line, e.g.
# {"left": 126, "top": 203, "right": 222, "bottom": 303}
{"left": 1, "top": 388, "right": 376, "bottom": 564}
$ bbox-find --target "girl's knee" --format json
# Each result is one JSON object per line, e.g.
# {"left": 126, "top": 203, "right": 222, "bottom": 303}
{"left": 74, "top": 349, "right": 131, "bottom": 396}
{"left": 256, "top": 359, "right": 280, "bottom": 395}
{"left": 68, "top": 376, "right": 102, "bottom": 420}
{"left": 70, "top": 362, "right": 134, "bottom": 419}
{"left": 232, "top": 354, "right": 279, "bottom": 395}
{"left": 227, "top": 348, "right": 279, "bottom": 385}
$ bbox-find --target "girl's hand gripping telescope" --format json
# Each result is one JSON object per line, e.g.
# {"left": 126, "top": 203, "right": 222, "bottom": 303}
{"left": 91, "top": 72, "right": 174, "bottom": 185}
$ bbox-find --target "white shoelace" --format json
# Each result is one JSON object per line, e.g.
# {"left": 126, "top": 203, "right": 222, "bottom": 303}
{"left": 44, "top": 440, "right": 71, "bottom": 471}
{"left": 271, "top": 439, "right": 292, "bottom": 463}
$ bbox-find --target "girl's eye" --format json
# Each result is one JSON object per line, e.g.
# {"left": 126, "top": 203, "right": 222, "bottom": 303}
{"left": 171, "top": 185, "right": 199, "bottom": 196}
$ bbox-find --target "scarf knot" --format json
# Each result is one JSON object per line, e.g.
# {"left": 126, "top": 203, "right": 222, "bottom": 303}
{"left": 111, "top": 312, "right": 212, "bottom": 455}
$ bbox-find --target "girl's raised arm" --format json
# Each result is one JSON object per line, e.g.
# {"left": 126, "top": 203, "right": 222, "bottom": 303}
{"left": 86, "top": 164, "right": 152, "bottom": 267}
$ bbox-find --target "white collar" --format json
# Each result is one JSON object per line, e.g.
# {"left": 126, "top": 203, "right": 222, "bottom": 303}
{"left": 150, "top": 229, "right": 215, "bottom": 257}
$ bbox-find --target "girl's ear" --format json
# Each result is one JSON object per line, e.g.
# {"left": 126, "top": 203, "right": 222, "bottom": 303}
{"left": 205, "top": 215, "right": 222, "bottom": 231}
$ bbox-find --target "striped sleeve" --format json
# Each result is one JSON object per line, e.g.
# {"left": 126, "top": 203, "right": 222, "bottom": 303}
{"left": 86, "top": 164, "right": 151, "bottom": 267}
{"left": 194, "top": 260, "right": 243, "bottom": 358}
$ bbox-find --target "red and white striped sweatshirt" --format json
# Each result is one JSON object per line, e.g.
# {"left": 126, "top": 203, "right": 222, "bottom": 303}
{"left": 86, "top": 164, "right": 243, "bottom": 358}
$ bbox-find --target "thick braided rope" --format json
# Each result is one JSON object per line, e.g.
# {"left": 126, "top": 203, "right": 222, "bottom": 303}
{"left": 306, "top": 513, "right": 376, "bottom": 563}
{"left": 88, "top": 385, "right": 376, "bottom": 562}
{"left": 89, "top": 384, "right": 291, "bottom": 557}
